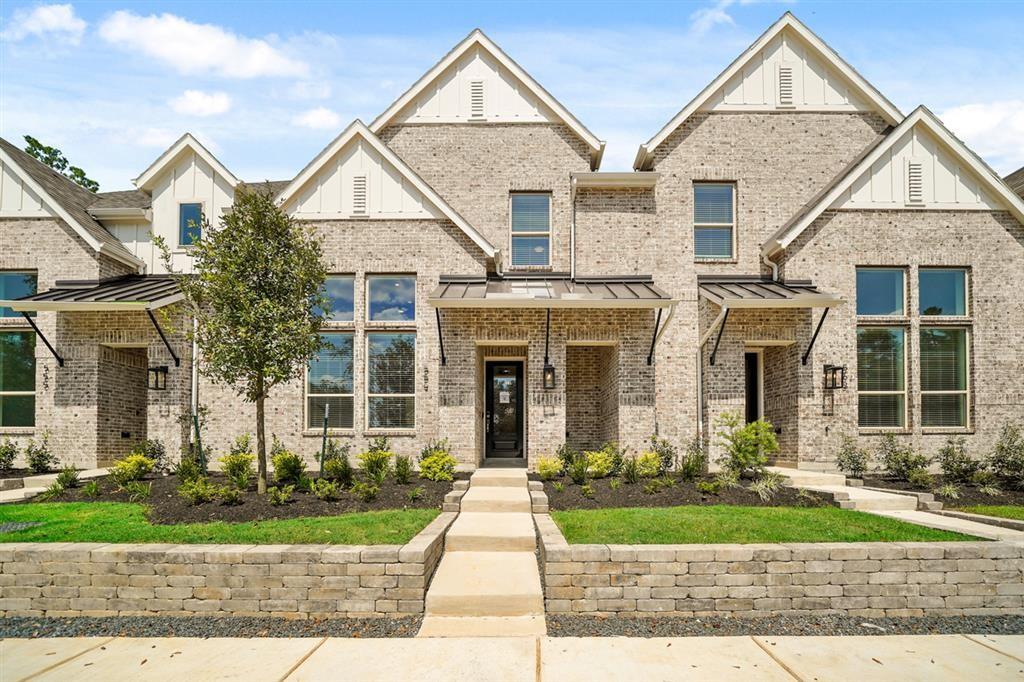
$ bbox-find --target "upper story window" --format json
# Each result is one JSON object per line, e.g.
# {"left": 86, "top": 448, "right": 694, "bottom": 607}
{"left": 367, "top": 275, "right": 415, "bottom": 322}
{"left": 919, "top": 268, "right": 967, "bottom": 316}
{"left": 179, "top": 203, "right": 203, "bottom": 246}
{"left": 510, "top": 193, "right": 551, "bottom": 267}
{"left": 319, "top": 276, "right": 355, "bottom": 322}
{"left": 693, "top": 183, "right": 735, "bottom": 260}
{"left": 0, "top": 272, "right": 37, "bottom": 318}
{"left": 856, "top": 268, "right": 905, "bottom": 316}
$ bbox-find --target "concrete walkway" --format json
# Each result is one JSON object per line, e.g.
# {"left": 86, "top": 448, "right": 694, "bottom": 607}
{"left": 3, "top": 634, "right": 1022, "bottom": 681}
{"left": 0, "top": 469, "right": 108, "bottom": 504}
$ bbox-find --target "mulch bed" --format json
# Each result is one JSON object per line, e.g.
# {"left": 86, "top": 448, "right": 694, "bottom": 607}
{"left": 862, "top": 475, "right": 1024, "bottom": 506}
{"left": 536, "top": 474, "right": 830, "bottom": 511}
{"left": 40, "top": 472, "right": 464, "bottom": 524}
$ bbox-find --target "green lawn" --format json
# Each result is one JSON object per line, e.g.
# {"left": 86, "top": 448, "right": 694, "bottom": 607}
{"left": 552, "top": 505, "right": 981, "bottom": 544}
{"left": 0, "top": 503, "right": 438, "bottom": 545}
{"left": 956, "top": 505, "right": 1024, "bottom": 522}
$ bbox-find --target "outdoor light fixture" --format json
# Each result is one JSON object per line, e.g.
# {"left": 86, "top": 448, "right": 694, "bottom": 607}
{"left": 543, "top": 309, "right": 556, "bottom": 389}
{"left": 823, "top": 364, "right": 847, "bottom": 390}
{"left": 148, "top": 366, "right": 168, "bottom": 391}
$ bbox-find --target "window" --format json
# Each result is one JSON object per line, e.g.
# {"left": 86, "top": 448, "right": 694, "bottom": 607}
{"left": 920, "top": 269, "right": 967, "bottom": 316}
{"left": 179, "top": 203, "right": 203, "bottom": 246}
{"left": 0, "top": 331, "right": 35, "bottom": 427}
{"left": 0, "top": 272, "right": 37, "bottom": 318}
{"left": 367, "top": 276, "right": 415, "bottom": 322}
{"left": 920, "top": 328, "right": 968, "bottom": 428}
{"left": 856, "top": 268, "right": 904, "bottom": 316}
{"left": 367, "top": 332, "right": 415, "bottom": 429}
{"left": 319, "top": 276, "right": 355, "bottom": 322}
{"left": 693, "top": 183, "right": 734, "bottom": 259}
{"left": 510, "top": 193, "right": 550, "bottom": 267}
{"left": 307, "top": 332, "right": 354, "bottom": 429}
{"left": 857, "top": 327, "right": 906, "bottom": 428}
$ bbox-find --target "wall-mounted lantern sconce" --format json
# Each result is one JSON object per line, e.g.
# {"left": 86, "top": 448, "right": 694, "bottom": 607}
{"left": 148, "top": 366, "right": 168, "bottom": 391}
{"left": 823, "top": 364, "right": 847, "bottom": 390}
{"left": 543, "top": 362, "right": 556, "bottom": 390}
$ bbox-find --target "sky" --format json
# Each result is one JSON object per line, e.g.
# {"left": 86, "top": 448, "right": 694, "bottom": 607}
{"left": 1, "top": 0, "right": 1022, "bottom": 191}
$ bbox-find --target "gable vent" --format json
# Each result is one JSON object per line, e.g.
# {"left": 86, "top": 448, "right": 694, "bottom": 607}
{"left": 777, "top": 64, "right": 795, "bottom": 107}
{"left": 905, "top": 160, "right": 924, "bottom": 205}
{"left": 352, "top": 175, "right": 368, "bottom": 214}
{"left": 469, "top": 80, "right": 485, "bottom": 119}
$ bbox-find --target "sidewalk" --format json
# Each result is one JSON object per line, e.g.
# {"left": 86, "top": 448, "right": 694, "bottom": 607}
{"left": 3, "top": 633, "right": 1022, "bottom": 681}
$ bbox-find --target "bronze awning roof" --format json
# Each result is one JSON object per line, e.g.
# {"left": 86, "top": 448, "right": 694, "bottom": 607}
{"left": 429, "top": 274, "right": 675, "bottom": 309}
{"left": 697, "top": 276, "right": 843, "bottom": 309}
{"left": 1, "top": 275, "right": 182, "bottom": 312}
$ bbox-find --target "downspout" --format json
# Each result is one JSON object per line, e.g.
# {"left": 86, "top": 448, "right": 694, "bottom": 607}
{"left": 570, "top": 175, "right": 577, "bottom": 280}
{"left": 762, "top": 248, "right": 780, "bottom": 281}
{"left": 695, "top": 304, "right": 729, "bottom": 444}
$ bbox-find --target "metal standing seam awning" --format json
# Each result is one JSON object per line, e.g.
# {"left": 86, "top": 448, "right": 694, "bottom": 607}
{"left": 428, "top": 274, "right": 678, "bottom": 365}
{"left": 0, "top": 275, "right": 184, "bottom": 367}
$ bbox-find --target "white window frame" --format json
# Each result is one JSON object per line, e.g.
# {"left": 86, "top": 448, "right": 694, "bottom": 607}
{"left": 305, "top": 331, "right": 355, "bottom": 431}
{"left": 364, "top": 331, "right": 416, "bottom": 432}
{"left": 856, "top": 325, "right": 908, "bottom": 430}
{"left": 919, "top": 326, "right": 971, "bottom": 431}
{"left": 177, "top": 200, "right": 205, "bottom": 248}
{"left": 855, "top": 267, "right": 906, "bottom": 317}
{"left": 918, "top": 267, "right": 969, "bottom": 317}
{"left": 693, "top": 182, "right": 736, "bottom": 261}
{"left": 365, "top": 274, "right": 416, "bottom": 324}
{"left": 0, "top": 329, "right": 36, "bottom": 429}
{"left": 509, "top": 192, "right": 552, "bottom": 268}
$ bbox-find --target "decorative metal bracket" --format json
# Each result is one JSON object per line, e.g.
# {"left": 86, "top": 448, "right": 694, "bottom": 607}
{"left": 802, "top": 307, "right": 830, "bottom": 366}
{"left": 20, "top": 312, "right": 63, "bottom": 367}
{"left": 647, "top": 307, "right": 663, "bottom": 366}
{"left": 435, "top": 308, "right": 446, "bottom": 365}
{"left": 708, "top": 308, "right": 730, "bottom": 366}
{"left": 147, "top": 309, "right": 180, "bottom": 367}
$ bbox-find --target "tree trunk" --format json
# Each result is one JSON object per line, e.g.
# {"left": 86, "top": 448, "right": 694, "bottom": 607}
{"left": 256, "top": 376, "right": 267, "bottom": 494}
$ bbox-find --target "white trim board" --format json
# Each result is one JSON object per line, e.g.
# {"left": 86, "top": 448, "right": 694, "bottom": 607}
{"left": 134, "top": 133, "right": 239, "bottom": 191}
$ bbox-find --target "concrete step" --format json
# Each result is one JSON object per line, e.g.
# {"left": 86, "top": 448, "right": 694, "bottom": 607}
{"left": 0, "top": 487, "right": 46, "bottom": 504}
{"left": 767, "top": 466, "right": 848, "bottom": 487}
{"left": 417, "top": 615, "right": 546, "bottom": 638}
{"left": 868, "top": 509, "right": 1024, "bottom": 541}
{"left": 460, "top": 486, "right": 532, "bottom": 513}
{"left": 445, "top": 512, "right": 536, "bottom": 552}
{"left": 806, "top": 485, "right": 917, "bottom": 511}
{"left": 425, "top": 551, "right": 543, "bottom": 617}
{"left": 470, "top": 468, "right": 529, "bottom": 488}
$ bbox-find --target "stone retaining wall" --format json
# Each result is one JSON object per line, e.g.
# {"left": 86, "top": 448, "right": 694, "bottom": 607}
{"left": 0, "top": 512, "right": 455, "bottom": 619}
{"left": 535, "top": 515, "right": 1024, "bottom": 618}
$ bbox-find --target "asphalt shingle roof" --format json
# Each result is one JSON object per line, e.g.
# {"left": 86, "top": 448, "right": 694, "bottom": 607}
{"left": 1005, "top": 166, "right": 1024, "bottom": 199}
{"left": 89, "top": 189, "right": 151, "bottom": 210}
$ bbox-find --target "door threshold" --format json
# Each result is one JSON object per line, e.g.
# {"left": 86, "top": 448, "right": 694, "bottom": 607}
{"left": 480, "top": 458, "right": 527, "bottom": 469}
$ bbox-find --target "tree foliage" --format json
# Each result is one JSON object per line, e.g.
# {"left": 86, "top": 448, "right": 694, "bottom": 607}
{"left": 23, "top": 135, "right": 99, "bottom": 192}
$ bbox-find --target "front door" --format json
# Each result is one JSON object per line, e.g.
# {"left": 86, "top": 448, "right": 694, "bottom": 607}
{"left": 485, "top": 361, "right": 524, "bottom": 458}
{"left": 744, "top": 351, "right": 761, "bottom": 423}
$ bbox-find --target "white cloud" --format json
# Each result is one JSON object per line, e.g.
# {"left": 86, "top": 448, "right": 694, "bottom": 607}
{"left": 940, "top": 100, "right": 1024, "bottom": 175}
{"left": 293, "top": 107, "right": 341, "bottom": 130}
{"left": 97, "top": 10, "right": 308, "bottom": 78}
{"left": 170, "top": 90, "right": 232, "bottom": 117}
{"left": 1, "top": 3, "right": 86, "bottom": 44}
{"left": 690, "top": 0, "right": 737, "bottom": 36}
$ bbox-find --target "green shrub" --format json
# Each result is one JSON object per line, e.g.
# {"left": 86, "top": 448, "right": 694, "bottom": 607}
{"left": 38, "top": 481, "right": 65, "bottom": 501}
{"left": 132, "top": 439, "right": 169, "bottom": 473}
{"left": 567, "top": 456, "right": 588, "bottom": 485}
{"left": 714, "top": 468, "right": 741, "bottom": 489}
{"left": 907, "top": 467, "right": 934, "bottom": 489}
{"left": 272, "top": 451, "right": 306, "bottom": 485}
{"left": 537, "top": 456, "right": 561, "bottom": 481}
{"left": 56, "top": 465, "right": 79, "bottom": 489}
{"left": 696, "top": 480, "right": 721, "bottom": 495}
{"left": 124, "top": 481, "right": 151, "bottom": 503}
{"left": 678, "top": 436, "right": 706, "bottom": 482}
{"left": 584, "top": 450, "right": 614, "bottom": 479}
{"left": 351, "top": 481, "right": 379, "bottom": 502}
{"left": 178, "top": 477, "right": 217, "bottom": 505}
{"left": 216, "top": 485, "right": 242, "bottom": 505}
{"left": 268, "top": 485, "right": 294, "bottom": 506}
{"left": 749, "top": 471, "right": 785, "bottom": 502}
{"left": 394, "top": 455, "right": 413, "bottom": 484}
{"left": 635, "top": 451, "right": 661, "bottom": 478}
{"left": 25, "top": 434, "right": 55, "bottom": 474}
{"left": 556, "top": 443, "right": 579, "bottom": 474}
{"left": 878, "top": 434, "right": 930, "bottom": 481}
{"left": 553, "top": 481, "right": 565, "bottom": 493}
{"left": 620, "top": 456, "right": 640, "bottom": 484}
{"left": 406, "top": 486, "right": 424, "bottom": 502}
{"left": 600, "top": 441, "right": 628, "bottom": 475}
{"left": 81, "top": 480, "right": 100, "bottom": 499}
{"left": 936, "top": 437, "right": 980, "bottom": 483}
{"left": 0, "top": 439, "right": 18, "bottom": 471}
{"left": 419, "top": 451, "right": 457, "bottom": 482}
{"left": 358, "top": 449, "right": 392, "bottom": 482}
{"left": 270, "top": 434, "right": 287, "bottom": 456}
{"left": 419, "top": 438, "right": 450, "bottom": 462}
{"left": 580, "top": 483, "right": 594, "bottom": 498}
{"left": 230, "top": 434, "right": 252, "bottom": 456}
{"left": 934, "top": 483, "right": 960, "bottom": 500}
{"left": 609, "top": 478, "right": 621, "bottom": 491}
{"left": 987, "top": 422, "right": 1024, "bottom": 487}
{"left": 715, "top": 412, "right": 777, "bottom": 477}
{"left": 219, "top": 451, "right": 255, "bottom": 490}
{"left": 110, "top": 453, "right": 155, "bottom": 488}
{"left": 836, "top": 435, "right": 869, "bottom": 479}
{"left": 295, "top": 475, "right": 315, "bottom": 493}
{"left": 310, "top": 478, "right": 340, "bottom": 501}
{"left": 643, "top": 478, "right": 674, "bottom": 495}
{"left": 322, "top": 455, "right": 354, "bottom": 487}
{"left": 647, "top": 435, "right": 677, "bottom": 475}
{"left": 971, "top": 470, "right": 1002, "bottom": 496}
{"left": 174, "top": 455, "right": 204, "bottom": 483}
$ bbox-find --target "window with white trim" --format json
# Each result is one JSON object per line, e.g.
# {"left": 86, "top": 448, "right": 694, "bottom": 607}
{"left": 510, "top": 193, "right": 550, "bottom": 267}
{"left": 857, "top": 326, "right": 906, "bottom": 428}
{"left": 179, "top": 203, "right": 203, "bottom": 246}
{"left": 0, "top": 271, "right": 37, "bottom": 318}
{"left": 307, "top": 332, "right": 354, "bottom": 429}
{"left": 920, "top": 328, "right": 968, "bottom": 428}
{"left": 0, "top": 331, "right": 36, "bottom": 427}
{"left": 367, "top": 332, "right": 415, "bottom": 429}
{"left": 693, "top": 183, "right": 735, "bottom": 259}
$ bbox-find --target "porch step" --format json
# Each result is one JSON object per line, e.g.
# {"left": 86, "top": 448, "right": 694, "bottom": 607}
{"left": 469, "top": 469, "right": 529, "bottom": 488}
{"left": 768, "top": 466, "right": 848, "bottom": 487}
{"left": 417, "top": 615, "right": 546, "bottom": 638}
{"left": 805, "top": 484, "right": 918, "bottom": 511}
{"left": 445, "top": 512, "right": 536, "bottom": 552}
{"left": 459, "top": 486, "right": 532, "bottom": 513}
{"left": 424, "top": 551, "right": 543, "bottom": 617}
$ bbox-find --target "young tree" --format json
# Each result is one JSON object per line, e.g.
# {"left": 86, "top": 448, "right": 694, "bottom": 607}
{"left": 23, "top": 135, "right": 100, "bottom": 192}
{"left": 160, "top": 187, "right": 328, "bottom": 492}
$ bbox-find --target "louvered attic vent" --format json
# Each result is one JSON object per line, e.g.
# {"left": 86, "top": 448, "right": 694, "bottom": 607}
{"left": 352, "top": 175, "right": 367, "bottom": 214}
{"left": 777, "top": 64, "right": 794, "bottom": 107}
{"left": 470, "top": 80, "right": 485, "bottom": 119}
{"left": 906, "top": 161, "right": 924, "bottom": 205}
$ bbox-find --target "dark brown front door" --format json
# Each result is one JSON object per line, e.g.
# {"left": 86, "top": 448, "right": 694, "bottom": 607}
{"left": 485, "top": 361, "right": 524, "bottom": 458}
{"left": 744, "top": 351, "right": 761, "bottom": 423}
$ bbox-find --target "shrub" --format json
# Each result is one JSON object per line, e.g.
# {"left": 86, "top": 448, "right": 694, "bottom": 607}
{"left": 971, "top": 470, "right": 1002, "bottom": 496}
{"left": 220, "top": 451, "right": 255, "bottom": 490}
{"left": 132, "top": 439, "right": 169, "bottom": 473}
{"left": 310, "top": 478, "right": 340, "bottom": 501}
{"left": 351, "top": 481, "right": 379, "bottom": 502}
{"left": 749, "top": 470, "right": 785, "bottom": 502}
{"left": 635, "top": 451, "right": 661, "bottom": 478}
{"left": 25, "top": 434, "right": 55, "bottom": 474}
{"left": 394, "top": 455, "right": 413, "bottom": 484}
{"left": 537, "top": 456, "right": 561, "bottom": 481}
{"left": 567, "top": 456, "right": 589, "bottom": 485}
{"left": 272, "top": 451, "right": 306, "bottom": 485}
{"left": 609, "top": 478, "right": 621, "bottom": 491}
{"left": 935, "top": 437, "right": 980, "bottom": 483}
{"left": 358, "top": 448, "right": 392, "bottom": 482}
{"left": 323, "top": 455, "right": 354, "bottom": 487}
{"left": 678, "top": 437, "right": 706, "bottom": 482}
{"left": 987, "top": 422, "right": 1024, "bottom": 487}
{"left": 714, "top": 468, "right": 741, "bottom": 490}
{"left": 419, "top": 438, "right": 450, "bottom": 462}
{"left": 174, "top": 455, "right": 204, "bottom": 483}
{"left": 230, "top": 434, "right": 252, "bottom": 456}
{"left": 56, "top": 465, "right": 79, "bottom": 489}
{"left": 620, "top": 456, "right": 640, "bottom": 484}
{"left": 580, "top": 483, "right": 594, "bottom": 498}
{"left": 216, "top": 485, "right": 242, "bottom": 505}
{"left": 124, "top": 481, "right": 152, "bottom": 503}
{"left": 110, "top": 453, "right": 155, "bottom": 488}
{"left": 934, "top": 483, "right": 960, "bottom": 500}
{"left": 584, "top": 449, "right": 614, "bottom": 479}
{"left": 647, "top": 435, "right": 677, "bottom": 475}
{"left": 715, "top": 412, "right": 777, "bottom": 477}
{"left": 0, "top": 439, "right": 17, "bottom": 471}
{"left": 878, "top": 434, "right": 929, "bottom": 481}
{"left": 268, "top": 485, "right": 294, "bottom": 506}
{"left": 907, "top": 467, "right": 934, "bottom": 489}
{"left": 295, "top": 474, "right": 315, "bottom": 493}
{"left": 643, "top": 478, "right": 674, "bottom": 495}
{"left": 556, "top": 443, "right": 579, "bottom": 474}
{"left": 600, "top": 441, "right": 628, "bottom": 476}
{"left": 553, "top": 481, "right": 565, "bottom": 493}
{"left": 836, "top": 435, "right": 869, "bottom": 479}
{"left": 419, "top": 451, "right": 457, "bottom": 482}
{"left": 178, "top": 477, "right": 217, "bottom": 505}
{"left": 38, "top": 481, "right": 65, "bottom": 501}
{"left": 406, "top": 486, "right": 424, "bottom": 502}
{"left": 696, "top": 480, "right": 721, "bottom": 495}
{"left": 82, "top": 480, "right": 100, "bottom": 499}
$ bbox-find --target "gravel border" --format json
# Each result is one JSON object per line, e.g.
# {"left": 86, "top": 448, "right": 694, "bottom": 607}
{"left": 0, "top": 616, "right": 422, "bottom": 639}
{"left": 547, "top": 614, "right": 1024, "bottom": 637}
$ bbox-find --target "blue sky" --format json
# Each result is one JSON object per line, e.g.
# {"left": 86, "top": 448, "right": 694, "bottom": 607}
{"left": 2, "top": 1, "right": 1022, "bottom": 191}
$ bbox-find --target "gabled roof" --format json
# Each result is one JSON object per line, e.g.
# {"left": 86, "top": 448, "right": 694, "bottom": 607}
{"left": 276, "top": 120, "right": 498, "bottom": 261}
{"left": 134, "top": 133, "right": 239, "bottom": 191}
{"left": 0, "top": 137, "right": 143, "bottom": 270}
{"left": 763, "top": 106, "right": 1024, "bottom": 256}
{"left": 634, "top": 12, "right": 903, "bottom": 170}
{"left": 1005, "top": 166, "right": 1024, "bottom": 199}
{"left": 369, "top": 28, "right": 605, "bottom": 169}
{"left": 89, "top": 189, "right": 151, "bottom": 210}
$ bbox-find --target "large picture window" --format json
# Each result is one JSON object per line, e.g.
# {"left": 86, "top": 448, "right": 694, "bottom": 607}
{"left": 0, "top": 331, "right": 36, "bottom": 427}
{"left": 307, "top": 333, "right": 354, "bottom": 429}
{"left": 693, "top": 183, "right": 735, "bottom": 259}
{"left": 0, "top": 272, "right": 37, "bottom": 318}
{"left": 319, "top": 276, "right": 355, "bottom": 322}
{"left": 856, "top": 268, "right": 904, "bottom": 316}
{"left": 919, "top": 269, "right": 967, "bottom": 316}
{"left": 510, "top": 193, "right": 551, "bottom": 267}
{"left": 367, "top": 332, "right": 415, "bottom": 429}
{"left": 920, "top": 328, "right": 968, "bottom": 428}
{"left": 857, "top": 327, "right": 906, "bottom": 428}
{"left": 367, "top": 276, "right": 415, "bottom": 322}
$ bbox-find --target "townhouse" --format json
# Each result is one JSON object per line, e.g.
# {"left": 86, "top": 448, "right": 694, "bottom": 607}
{"left": 1, "top": 13, "right": 1021, "bottom": 470}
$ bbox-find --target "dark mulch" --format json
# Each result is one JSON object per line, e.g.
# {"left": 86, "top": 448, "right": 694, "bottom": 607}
{"left": 41, "top": 472, "right": 464, "bottom": 524}
{"left": 0, "top": 468, "right": 43, "bottom": 480}
{"left": 862, "top": 475, "right": 1024, "bottom": 506}
{"left": 539, "top": 474, "right": 830, "bottom": 511}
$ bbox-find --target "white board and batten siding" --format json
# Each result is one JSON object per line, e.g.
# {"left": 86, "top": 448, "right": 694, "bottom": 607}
{"left": 704, "top": 28, "right": 870, "bottom": 112}
{"left": 391, "top": 45, "right": 558, "bottom": 124}
{"left": 0, "top": 159, "right": 49, "bottom": 217}
{"left": 834, "top": 123, "right": 1001, "bottom": 210}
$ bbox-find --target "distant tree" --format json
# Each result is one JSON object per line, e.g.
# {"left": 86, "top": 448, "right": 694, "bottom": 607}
{"left": 23, "top": 135, "right": 99, "bottom": 192}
